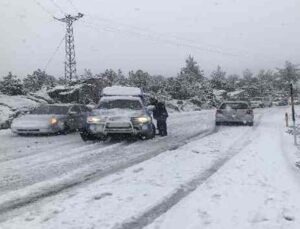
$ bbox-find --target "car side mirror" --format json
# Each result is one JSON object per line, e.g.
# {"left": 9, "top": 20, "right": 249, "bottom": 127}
{"left": 68, "top": 111, "right": 77, "bottom": 116}
{"left": 147, "top": 105, "right": 155, "bottom": 111}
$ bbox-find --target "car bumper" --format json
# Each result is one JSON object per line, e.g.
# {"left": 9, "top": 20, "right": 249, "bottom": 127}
{"left": 11, "top": 126, "right": 62, "bottom": 134}
{"left": 216, "top": 115, "right": 253, "bottom": 123}
{"left": 86, "top": 122, "right": 153, "bottom": 136}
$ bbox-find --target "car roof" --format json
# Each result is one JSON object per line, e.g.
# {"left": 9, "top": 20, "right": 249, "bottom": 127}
{"left": 102, "top": 86, "right": 142, "bottom": 96}
{"left": 222, "top": 101, "right": 249, "bottom": 104}
{"left": 39, "top": 103, "right": 86, "bottom": 107}
{"left": 100, "top": 96, "right": 142, "bottom": 101}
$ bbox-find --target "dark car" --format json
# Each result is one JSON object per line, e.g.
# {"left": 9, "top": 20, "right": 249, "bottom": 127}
{"left": 215, "top": 101, "right": 254, "bottom": 126}
{"left": 11, "top": 104, "right": 91, "bottom": 135}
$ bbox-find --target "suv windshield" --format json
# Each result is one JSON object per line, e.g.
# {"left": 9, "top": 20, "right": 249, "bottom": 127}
{"left": 98, "top": 99, "right": 143, "bottom": 110}
{"left": 31, "top": 106, "right": 70, "bottom": 115}
{"left": 220, "top": 103, "right": 249, "bottom": 109}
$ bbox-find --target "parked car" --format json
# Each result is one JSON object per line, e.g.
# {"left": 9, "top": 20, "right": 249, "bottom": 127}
{"left": 294, "top": 99, "right": 300, "bottom": 105}
{"left": 80, "top": 86, "right": 156, "bottom": 141}
{"left": 250, "top": 98, "right": 264, "bottom": 108}
{"left": 272, "top": 98, "right": 288, "bottom": 106}
{"left": 11, "top": 104, "right": 91, "bottom": 135}
{"left": 262, "top": 97, "right": 273, "bottom": 107}
{"left": 215, "top": 101, "right": 254, "bottom": 126}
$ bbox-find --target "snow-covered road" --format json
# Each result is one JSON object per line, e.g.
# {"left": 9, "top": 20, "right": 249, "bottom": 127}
{"left": 1, "top": 107, "right": 298, "bottom": 229}
{"left": 0, "top": 111, "right": 215, "bottom": 214}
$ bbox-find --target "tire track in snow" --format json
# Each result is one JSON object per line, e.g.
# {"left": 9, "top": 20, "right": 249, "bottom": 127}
{"left": 0, "top": 127, "right": 217, "bottom": 216}
{"left": 0, "top": 141, "right": 126, "bottom": 193}
{"left": 115, "top": 111, "right": 265, "bottom": 229}
{"left": 0, "top": 139, "right": 86, "bottom": 163}
{"left": 0, "top": 134, "right": 82, "bottom": 162}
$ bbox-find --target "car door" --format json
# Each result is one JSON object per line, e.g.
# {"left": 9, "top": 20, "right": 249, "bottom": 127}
{"left": 78, "top": 105, "right": 90, "bottom": 129}
{"left": 68, "top": 105, "right": 81, "bottom": 130}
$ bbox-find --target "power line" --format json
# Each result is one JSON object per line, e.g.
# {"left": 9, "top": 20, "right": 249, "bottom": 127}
{"left": 81, "top": 17, "right": 286, "bottom": 63}
{"left": 48, "top": 0, "right": 66, "bottom": 15}
{"left": 85, "top": 15, "right": 243, "bottom": 57}
{"left": 32, "top": 0, "right": 55, "bottom": 18}
{"left": 44, "top": 35, "right": 65, "bottom": 71}
{"left": 66, "top": 0, "right": 79, "bottom": 13}
{"left": 80, "top": 20, "right": 241, "bottom": 58}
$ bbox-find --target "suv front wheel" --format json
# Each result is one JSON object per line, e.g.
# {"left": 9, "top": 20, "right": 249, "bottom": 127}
{"left": 141, "top": 124, "right": 156, "bottom": 140}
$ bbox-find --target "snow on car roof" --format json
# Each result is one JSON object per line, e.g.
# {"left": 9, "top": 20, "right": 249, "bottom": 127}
{"left": 223, "top": 101, "right": 249, "bottom": 104}
{"left": 38, "top": 103, "right": 80, "bottom": 107}
{"left": 100, "top": 96, "right": 142, "bottom": 101}
{"left": 227, "top": 90, "right": 245, "bottom": 97}
{"left": 102, "top": 86, "right": 142, "bottom": 96}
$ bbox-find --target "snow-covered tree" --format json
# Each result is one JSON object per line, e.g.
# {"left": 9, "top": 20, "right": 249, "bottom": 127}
{"left": 116, "top": 69, "right": 127, "bottom": 86}
{"left": 226, "top": 74, "right": 240, "bottom": 91}
{"left": 23, "top": 69, "right": 56, "bottom": 92}
{"left": 80, "top": 69, "right": 94, "bottom": 80}
{"left": 277, "top": 61, "right": 300, "bottom": 86}
{"left": 176, "top": 55, "right": 206, "bottom": 99}
{"left": 256, "top": 70, "right": 274, "bottom": 96}
{"left": 0, "top": 72, "right": 24, "bottom": 95}
{"left": 128, "top": 70, "right": 151, "bottom": 91}
{"left": 210, "top": 65, "right": 227, "bottom": 90}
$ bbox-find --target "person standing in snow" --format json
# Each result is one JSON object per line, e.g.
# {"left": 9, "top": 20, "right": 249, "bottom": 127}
{"left": 151, "top": 99, "right": 168, "bottom": 136}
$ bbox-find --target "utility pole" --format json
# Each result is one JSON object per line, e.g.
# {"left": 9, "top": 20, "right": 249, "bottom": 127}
{"left": 54, "top": 13, "right": 84, "bottom": 84}
{"left": 290, "top": 83, "right": 297, "bottom": 145}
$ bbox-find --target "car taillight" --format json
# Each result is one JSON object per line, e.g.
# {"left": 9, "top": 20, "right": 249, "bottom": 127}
{"left": 246, "top": 109, "right": 253, "bottom": 114}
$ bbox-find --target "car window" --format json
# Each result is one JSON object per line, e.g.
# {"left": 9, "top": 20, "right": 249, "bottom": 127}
{"left": 70, "top": 106, "right": 81, "bottom": 113}
{"left": 30, "top": 106, "right": 70, "bottom": 115}
{"left": 220, "top": 103, "right": 249, "bottom": 109}
{"left": 97, "top": 99, "right": 143, "bottom": 110}
{"left": 80, "top": 106, "right": 91, "bottom": 112}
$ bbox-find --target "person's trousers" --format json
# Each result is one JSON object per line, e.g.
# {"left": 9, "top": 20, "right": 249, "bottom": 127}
{"left": 157, "top": 119, "right": 167, "bottom": 136}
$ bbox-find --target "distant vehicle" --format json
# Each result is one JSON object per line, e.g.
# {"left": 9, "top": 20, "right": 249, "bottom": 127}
{"left": 215, "top": 101, "right": 254, "bottom": 126}
{"left": 262, "top": 97, "right": 273, "bottom": 107}
{"left": 11, "top": 104, "right": 91, "bottom": 135}
{"left": 288, "top": 97, "right": 300, "bottom": 105}
{"left": 272, "top": 98, "right": 288, "bottom": 106}
{"left": 250, "top": 98, "right": 264, "bottom": 108}
{"left": 294, "top": 99, "right": 300, "bottom": 105}
{"left": 80, "top": 86, "right": 156, "bottom": 141}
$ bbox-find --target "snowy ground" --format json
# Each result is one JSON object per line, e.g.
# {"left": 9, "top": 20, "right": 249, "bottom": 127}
{"left": 0, "top": 107, "right": 300, "bottom": 229}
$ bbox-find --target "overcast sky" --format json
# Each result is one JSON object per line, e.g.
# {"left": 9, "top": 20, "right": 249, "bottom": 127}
{"left": 0, "top": 0, "right": 300, "bottom": 78}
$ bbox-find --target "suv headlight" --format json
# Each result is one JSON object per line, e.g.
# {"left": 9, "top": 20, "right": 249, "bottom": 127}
{"left": 87, "top": 116, "right": 102, "bottom": 124}
{"left": 134, "top": 116, "right": 151, "bottom": 124}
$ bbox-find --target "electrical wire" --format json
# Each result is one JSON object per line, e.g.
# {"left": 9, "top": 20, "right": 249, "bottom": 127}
{"left": 85, "top": 15, "right": 244, "bottom": 57}
{"left": 66, "top": 0, "right": 79, "bottom": 13}
{"left": 80, "top": 20, "right": 241, "bottom": 58}
{"left": 32, "top": 0, "right": 55, "bottom": 18}
{"left": 81, "top": 17, "right": 286, "bottom": 63}
{"left": 48, "top": 0, "right": 66, "bottom": 15}
{"left": 44, "top": 35, "right": 65, "bottom": 71}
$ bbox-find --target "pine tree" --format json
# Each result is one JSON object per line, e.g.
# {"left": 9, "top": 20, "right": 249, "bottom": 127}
{"left": 128, "top": 70, "right": 150, "bottom": 91}
{"left": 23, "top": 69, "right": 56, "bottom": 92}
{"left": 0, "top": 72, "right": 24, "bottom": 95}
{"left": 176, "top": 55, "right": 206, "bottom": 99}
{"left": 210, "top": 65, "right": 227, "bottom": 90}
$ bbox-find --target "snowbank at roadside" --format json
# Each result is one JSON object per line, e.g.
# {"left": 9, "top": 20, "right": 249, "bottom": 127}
{"left": 284, "top": 106, "right": 300, "bottom": 171}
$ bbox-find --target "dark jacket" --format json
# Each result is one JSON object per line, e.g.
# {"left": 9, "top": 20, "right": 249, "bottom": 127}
{"left": 153, "top": 102, "right": 168, "bottom": 120}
